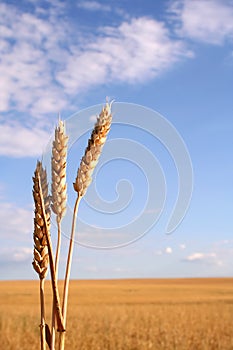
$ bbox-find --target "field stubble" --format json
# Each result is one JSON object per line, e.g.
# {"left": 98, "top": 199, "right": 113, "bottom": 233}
{"left": 0, "top": 278, "right": 233, "bottom": 350}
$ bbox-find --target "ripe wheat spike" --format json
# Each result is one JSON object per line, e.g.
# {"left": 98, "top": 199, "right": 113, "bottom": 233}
{"left": 50, "top": 119, "right": 68, "bottom": 350}
{"left": 32, "top": 161, "right": 50, "bottom": 350}
{"left": 51, "top": 120, "right": 68, "bottom": 223}
{"left": 73, "top": 101, "right": 112, "bottom": 198}
{"left": 32, "top": 161, "right": 49, "bottom": 279}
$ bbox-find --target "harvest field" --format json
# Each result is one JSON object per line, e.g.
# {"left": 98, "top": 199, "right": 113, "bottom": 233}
{"left": 0, "top": 278, "right": 233, "bottom": 350}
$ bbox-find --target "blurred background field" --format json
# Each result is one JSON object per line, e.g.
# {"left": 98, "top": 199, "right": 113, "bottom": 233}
{"left": 0, "top": 278, "right": 233, "bottom": 350}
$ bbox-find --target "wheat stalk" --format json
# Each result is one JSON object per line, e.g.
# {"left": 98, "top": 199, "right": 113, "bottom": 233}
{"left": 50, "top": 119, "right": 68, "bottom": 349}
{"left": 59, "top": 102, "right": 112, "bottom": 350}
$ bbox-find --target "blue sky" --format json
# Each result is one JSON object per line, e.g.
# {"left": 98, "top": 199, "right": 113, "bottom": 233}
{"left": 0, "top": 0, "right": 233, "bottom": 280}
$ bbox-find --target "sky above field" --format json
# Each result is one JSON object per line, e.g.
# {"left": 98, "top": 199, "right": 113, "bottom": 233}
{"left": 0, "top": 0, "right": 233, "bottom": 280}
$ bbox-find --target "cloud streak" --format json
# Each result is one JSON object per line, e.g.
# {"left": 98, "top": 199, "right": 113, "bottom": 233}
{"left": 0, "top": 201, "right": 32, "bottom": 239}
{"left": 0, "top": 247, "right": 32, "bottom": 264}
{"left": 77, "top": 1, "right": 111, "bottom": 12}
{"left": 183, "top": 252, "right": 222, "bottom": 265}
{"left": 2, "top": 1, "right": 231, "bottom": 158}
{"left": 0, "top": 122, "right": 50, "bottom": 157}
{"left": 57, "top": 17, "right": 192, "bottom": 94}
{"left": 169, "top": 0, "right": 233, "bottom": 45}
{"left": 0, "top": 2, "right": 69, "bottom": 116}
{"left": 0, "top": 1, "right": 191, "bottom": 115}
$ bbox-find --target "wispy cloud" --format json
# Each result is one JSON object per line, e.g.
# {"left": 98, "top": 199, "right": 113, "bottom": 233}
{"left": 183, "top": 252, "right": 222, "bottom": 265}
{"left": 77, "top": 1, "right": 111, "bottom": 12}
{"left": 179, "top": 243, "right": 186, "bottom": 250}
{"left": 1, "top": 0, "right": 231, "bottom": 142}
{"left": 57, "top": 17, "right": 192, "bottom": 94}
{"left": 0, "top": 247, "right": 32, "bottom": 264}
{"left": 154, "top": 247, "right": 173, "bottom": 255}
{"left": 0, "top": 2, "right": 194, "bottom": 157}
{"left": 0, "top": 2, "right": 69, "bottom": 116}
{"left": 0, "top": 201, "right": 32, "bottom": 239}
{"left": 0, "top": 122, "right": 51, "bottom": 157}
{"left": 165, "top": 246, "right": 172, "bottom": 254}
{"left": 169, "top": 0, "right": 233, "bottom": 45}
{"left": 0, "top": 2, "right": 192, "bottom": 115}
{"left": 213, "top": 239, "right": 233, "bottom": 246}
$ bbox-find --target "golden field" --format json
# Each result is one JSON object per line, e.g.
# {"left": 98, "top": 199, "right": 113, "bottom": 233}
{"left": 0, "top": 278, "right": 233, "bottom": 349}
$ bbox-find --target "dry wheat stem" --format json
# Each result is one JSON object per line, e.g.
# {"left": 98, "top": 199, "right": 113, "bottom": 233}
{"left": 50, "top": 120, "right": 68, "bottom": 350}
{"left": 59, "top": 102, "right": 112, "bottom": 350}
{"left": 41, "top": 190, "right": 65, "bottom": 333}
{"left": 58, "top": 195, "right": 81, "bottom": 350}
{"left": 40, "top": 278, "right": 46, "bottom": 350}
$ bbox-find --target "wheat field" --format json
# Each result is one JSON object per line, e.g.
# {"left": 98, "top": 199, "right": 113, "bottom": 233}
{"left": 0, "top": 278, "right": 233, "bottom": 350}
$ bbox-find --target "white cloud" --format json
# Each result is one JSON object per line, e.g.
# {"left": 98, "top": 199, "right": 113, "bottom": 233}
{"left": 57, "top": 17, "right": 192, "bottom": 93}
{"left": 0, "top": 122, "right": 51, "bottom": 157}
{"left": 165, "top": 247, "right": 172, "bottom": 254}
{"left": 0, "top": 2, "right": 69, "bottom": 116}
{"left": 154, "top": 250, "right": 163, "bottom": 255}
{"left": 184, "top": 252, "right": 219, "bottom": 264}
{"left": 0, "top": 247, "right": 32, "bottom": 263}
{"left": 222, "top": 239, "right": 233, "bottom": 245}
{"left": 0, "top": 2, "right": 194, "bottom": 157}
{"left": 185, "top": 252, "right": 205, "bottom": 261}
{"left": 77, "top": 1, "right": 111, "bottom": 12}
{"left": 169, "top": 0, "right": 233, "bottom": 44}
{"left": 0, "top": 201, "right": 33, "bottom": 239}
{"left": 179, "top": 243, "right": 186, "bottom": 249}
{"left": 0, "top": 2, "right": 191, "bottom": 120}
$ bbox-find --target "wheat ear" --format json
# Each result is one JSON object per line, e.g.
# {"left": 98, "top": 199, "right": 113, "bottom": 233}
{"left": 32, "top": 162, "right": 50, "bottom": 350}
{"left": 50, "top": 120, "right": 68, "bottom": 350}
{"left": 73, "top": 102, "right": 112, "bottom": 197}
{"left": 32, "top": 161, "right": 65, "bottom": 335}
{"left": 59, "top": 102, "right": 112, "bottom": 350}
{"left": 51, "top": 119, "right": 68, "bottom": 225}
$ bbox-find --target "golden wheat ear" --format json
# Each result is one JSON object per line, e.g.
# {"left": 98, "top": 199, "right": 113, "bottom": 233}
{"left": 32, "top": 161, "right": 51, "bottom": 278}
{"left": 51, "top": 119, "right": 68, "bottom": 223}
{"left": 50, "top": 119, "right": 68, "bottom": 350}
{"left": 32, "top": 161, "right": 50, "bottom": 350}
{"left": 51, "top": 119, "right": 68, "bottom": 272}
{"left": 73, "top": 101, "right": 112, "bottom": 197}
